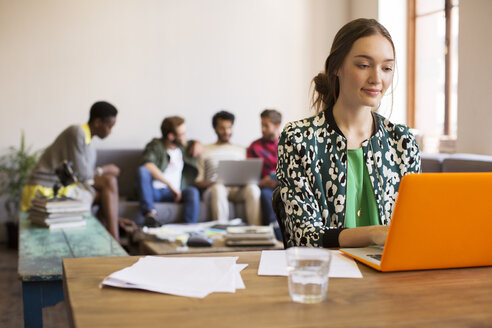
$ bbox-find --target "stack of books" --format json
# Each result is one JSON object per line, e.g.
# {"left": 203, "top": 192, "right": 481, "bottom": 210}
{"left": 225, "top": 225, "right": 276, "bottom": 246}
{"left": 28, "top": 197, "right": 89, "bottom": 229}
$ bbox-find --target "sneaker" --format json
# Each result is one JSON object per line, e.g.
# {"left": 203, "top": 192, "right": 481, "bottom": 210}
{"left": 144, "top": 209, "right": 160, "bottom": 228}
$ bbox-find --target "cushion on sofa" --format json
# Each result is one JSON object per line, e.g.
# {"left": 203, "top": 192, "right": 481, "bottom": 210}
{"left": 442, "top": 153, "right": 492, "bottom": 172}
{"left": 420, "top": 153, "right": 449, "bottom": 173}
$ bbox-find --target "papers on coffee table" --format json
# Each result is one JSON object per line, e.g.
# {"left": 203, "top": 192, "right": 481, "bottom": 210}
{"left": 258, "top": 250, "right": 363, "bottom": 278}
{"left": 101, "top": 256, "right": 247, "bottom": 298}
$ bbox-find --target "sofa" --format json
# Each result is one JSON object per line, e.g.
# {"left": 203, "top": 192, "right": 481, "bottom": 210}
{"left": 95, "top": 149, "right": 246, "bottom": 225}
{"left": 96, "top": 149, "right": 492, "bottom": 225}
{"left": 420, "top": 153, "right": 492, "bottom": 173}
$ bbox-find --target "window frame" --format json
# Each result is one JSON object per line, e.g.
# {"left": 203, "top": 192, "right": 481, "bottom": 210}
{"left": 406, "top": 0, "right": 458, "bottom": 137}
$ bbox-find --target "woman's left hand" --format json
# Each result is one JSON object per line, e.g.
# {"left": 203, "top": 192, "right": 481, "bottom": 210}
{"left": 370, "top": 225, "right": 389, "bottom": 246}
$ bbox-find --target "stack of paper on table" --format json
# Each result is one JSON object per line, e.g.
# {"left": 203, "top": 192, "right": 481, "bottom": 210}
{"left": 28, "top": 197, "right": 89, "bottom": 229}
{"left": 257, "top": 250, "right": 363, "bottom": 278}
{"left": 101, "top": 256, "right": 247, "bottom": 298}
{"left": 225, "top": 225, "right": 276, "bottom": 246}
{"left": 141, "top": 221, "right": 224, "bottom": 242}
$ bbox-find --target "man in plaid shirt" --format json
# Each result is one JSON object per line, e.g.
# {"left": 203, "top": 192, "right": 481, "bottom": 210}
{"left": 247, "top": 109, "right": 282, "bottom": 227}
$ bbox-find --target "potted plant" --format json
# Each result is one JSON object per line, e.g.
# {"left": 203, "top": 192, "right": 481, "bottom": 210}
{"left": 0, "top": 132, "right": 41, "bottom": 248}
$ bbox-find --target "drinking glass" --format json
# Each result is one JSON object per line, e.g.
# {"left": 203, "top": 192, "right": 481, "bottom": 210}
{"left": 286, "top": 247, "right": 332, "bottom": 303}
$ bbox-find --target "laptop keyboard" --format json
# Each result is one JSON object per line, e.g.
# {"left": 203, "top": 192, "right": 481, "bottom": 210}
{"left": 367, "top": 254, "right": 382, "bottom": 261}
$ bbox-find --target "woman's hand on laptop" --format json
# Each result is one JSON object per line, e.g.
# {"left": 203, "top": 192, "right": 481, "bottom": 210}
{"left": 370, "top": 225, "right": 389, "bottom": 246}
{"left": 339, "top": 225, "right": 389, "bottom": 247}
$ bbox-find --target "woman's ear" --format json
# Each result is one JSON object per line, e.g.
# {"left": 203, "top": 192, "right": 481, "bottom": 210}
{"left": 335, "top": 67, "right": 342, "bottom": 78}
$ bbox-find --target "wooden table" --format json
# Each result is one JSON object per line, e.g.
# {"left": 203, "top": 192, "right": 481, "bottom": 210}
{"left": 140, "top": 237, "right": 284, "bottom": 255}
{"left": 18, "top": 214, "right": 127, "bottom": 328}
{"left": 62, "top": 251, "right": 492, "bottom": 327}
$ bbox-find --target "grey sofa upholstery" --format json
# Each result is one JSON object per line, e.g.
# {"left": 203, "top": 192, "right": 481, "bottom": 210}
{"left": 96, "top": 149, "right": 492, "bottom": 225}
{"left": 421, "top": 153, "right": 492, "bottom": 173}
{"left": 95, "top": 149, "right": 245, "bottom": 225}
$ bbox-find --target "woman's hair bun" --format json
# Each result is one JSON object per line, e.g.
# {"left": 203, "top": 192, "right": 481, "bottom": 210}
{"left": 313, "top": 73, "right": 330, "bottom": 96}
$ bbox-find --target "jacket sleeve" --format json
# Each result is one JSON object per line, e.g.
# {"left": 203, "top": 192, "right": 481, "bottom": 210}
{"left": 140, "top": 140, "right": 160, "bottom": 166}
{"left": 195, "top": 152, "right": 206, "bottom": 183}
{"left": 399, "top": 127, "right": 422, "bottom": 175}
{"left": 183, "top": 140, "right": 198, "bottom": 167}
{"left": 406, "top": 131, "right": 421, "bottom": 174}
{"left": 276, "top": 123, "right": 343, "bottom": 248}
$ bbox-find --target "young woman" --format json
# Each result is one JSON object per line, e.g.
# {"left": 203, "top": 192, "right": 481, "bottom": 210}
{"left": 276, "top": 18, "right": 421, "bottom": 248}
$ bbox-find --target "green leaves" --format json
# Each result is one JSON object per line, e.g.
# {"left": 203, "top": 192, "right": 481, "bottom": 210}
{"left": 0, "top": 132, "right": 41, "bottom": 220}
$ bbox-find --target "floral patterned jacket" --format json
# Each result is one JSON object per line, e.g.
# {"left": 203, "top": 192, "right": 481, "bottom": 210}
{"left": 276, "top": 110, "right": 421, "bottom": 247}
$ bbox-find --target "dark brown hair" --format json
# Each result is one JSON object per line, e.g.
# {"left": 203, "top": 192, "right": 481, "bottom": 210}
{"left": 161, "top": 116, "right": 185, "bottom": 139}
{"left": 212, "top": 110, "right": 235, "bottom": 128}
{"left": 88, "top": 101, "right": 117, "bottom": 123}
{"left": 260, "top": 109, "right": 282, "bottom": 125}
{"left": 312, "top": 18, "right": 395, "bottom": 114}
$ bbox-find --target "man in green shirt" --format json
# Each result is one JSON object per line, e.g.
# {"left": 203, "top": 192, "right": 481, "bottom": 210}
{"left": 137, "top": 116, "right": 201, "bottom": 227}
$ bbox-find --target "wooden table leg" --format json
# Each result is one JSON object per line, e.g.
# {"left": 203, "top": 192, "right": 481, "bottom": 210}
{"left": 22, "top": 280, "right": 64, "bottom": 328}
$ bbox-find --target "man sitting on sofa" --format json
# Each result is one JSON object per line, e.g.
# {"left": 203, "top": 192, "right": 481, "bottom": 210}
{"left": 137, "top": 116, "right": 201, "bottom": 227}
{"left": 195, "top": 110, "right": 261, "bottom": 225}
{"left": 247, "top": 109, "right": 282, "bottom": 226}
{"left": 22, "top": 101, "right": 129, "bottom": 240}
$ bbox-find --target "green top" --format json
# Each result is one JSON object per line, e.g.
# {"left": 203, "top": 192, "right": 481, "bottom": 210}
{"left": 345, "top": 148, "right": 380, "bottom": 228}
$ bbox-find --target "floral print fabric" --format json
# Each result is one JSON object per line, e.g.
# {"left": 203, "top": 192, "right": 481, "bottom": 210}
{"left": 276, "top": 110, "right": 421, "bottom": 247}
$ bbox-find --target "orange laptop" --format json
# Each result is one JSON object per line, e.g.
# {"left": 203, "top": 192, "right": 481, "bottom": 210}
{"left": 340, "top": 173, "right": 492, "bottom": 272}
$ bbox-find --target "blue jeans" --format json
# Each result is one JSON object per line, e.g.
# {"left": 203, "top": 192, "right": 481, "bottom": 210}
{"left": 137, "top": 166, "right": 199, "bottom": 223}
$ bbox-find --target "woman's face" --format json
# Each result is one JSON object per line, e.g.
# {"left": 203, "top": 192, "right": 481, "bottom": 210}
{"left": 336, "top": 34, "right": 394, "bottom": 109}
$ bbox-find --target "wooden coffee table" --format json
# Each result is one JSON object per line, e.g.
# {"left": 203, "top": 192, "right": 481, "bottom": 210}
{"left": 139, "top": 237, "right": 284, "bottom": 255}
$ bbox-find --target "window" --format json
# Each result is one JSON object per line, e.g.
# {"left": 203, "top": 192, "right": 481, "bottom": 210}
{"left": 407, "top": 0, "right": 459, "bottom": 152}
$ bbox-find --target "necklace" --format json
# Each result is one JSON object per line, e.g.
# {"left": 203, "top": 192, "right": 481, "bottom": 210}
{"left": 356, "top": 178, "right": 363, "bottom": 218}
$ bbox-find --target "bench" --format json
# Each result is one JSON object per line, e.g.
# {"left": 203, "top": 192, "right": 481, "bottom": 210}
{"left": 18, "top": 213, "right": 127, "bottom": 328}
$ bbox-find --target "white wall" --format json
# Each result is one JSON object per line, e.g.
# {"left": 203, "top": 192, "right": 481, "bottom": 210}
{"left": 378, "top": 0, "right": 407, "bottom": 125}
{"left": 0, "top": 0, "right": 347, "bottom": 153}
{"left": 0, "top": 0, "right": 349, "bottom": 239}
{"left": 348, "top": 0, "right": 378, "bottom": 21}
{"left": 456, "top": 0, "right": 492, "bottom": 155}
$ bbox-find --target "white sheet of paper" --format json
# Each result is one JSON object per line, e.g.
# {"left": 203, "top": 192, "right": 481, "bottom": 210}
{"left": 257, "top": 250, "right": 288, "bottom": 276}
{"left": 214, "top": 263, "right": 248, "bottom": 292}
{"left": 329, "top": 251, "right": 363, "bottom": 278}
{"left": 101, "top": 256, "right": 244, "bottom": 298}
{"left": 235, "top": 263, "right": 247, "bottom": 289}
{"left": 257, "top": 250, "right": 362, "bottom": 278}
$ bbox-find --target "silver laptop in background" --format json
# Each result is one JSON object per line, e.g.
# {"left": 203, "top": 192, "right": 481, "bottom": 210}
{"left": 216, "top": 159, "right": 263, "bottom": 186}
